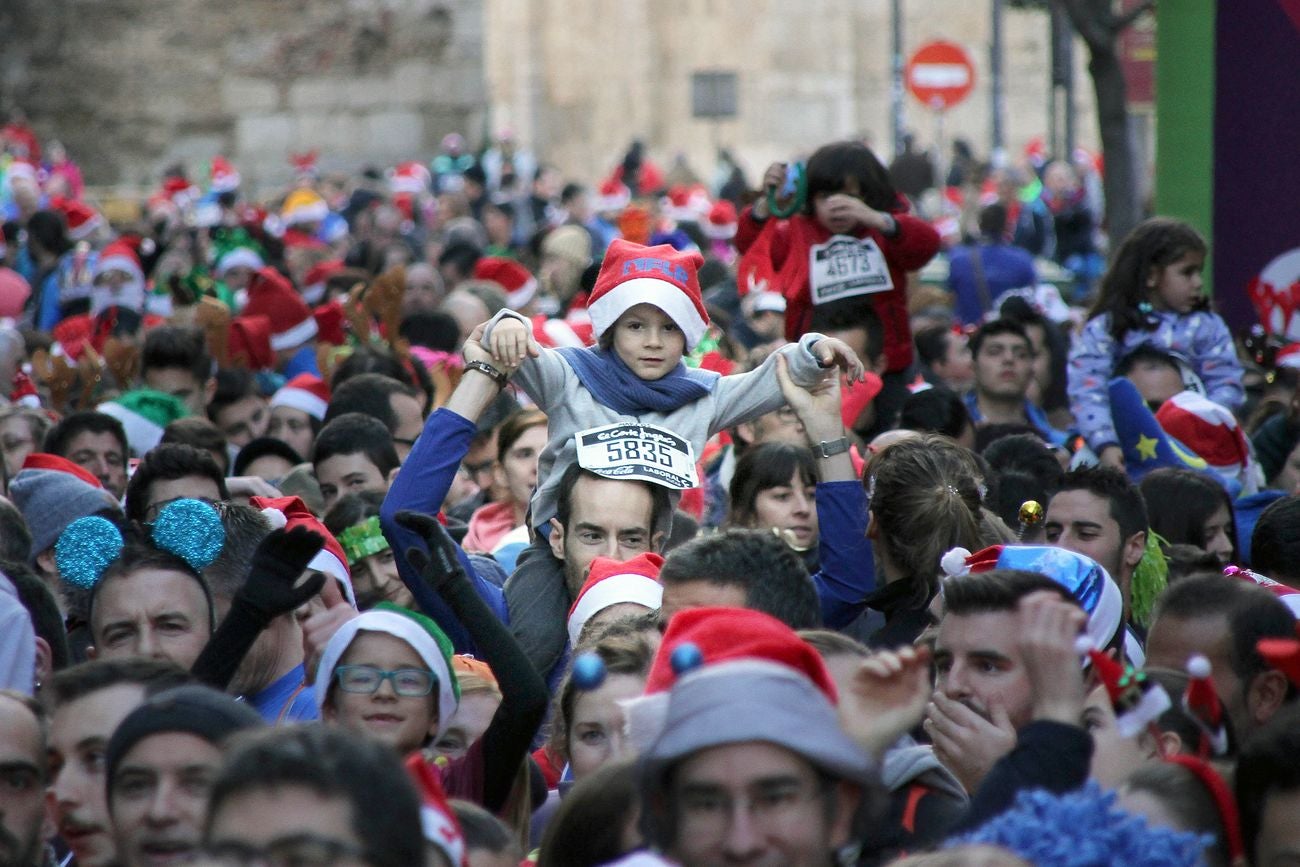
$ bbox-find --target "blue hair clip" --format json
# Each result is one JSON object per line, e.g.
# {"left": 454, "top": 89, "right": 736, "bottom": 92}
{"left": 56, "top": 516, "right": 125, "bottom": 590}
{"left": 151, "top": 499, "right": 225, "bottom": 572}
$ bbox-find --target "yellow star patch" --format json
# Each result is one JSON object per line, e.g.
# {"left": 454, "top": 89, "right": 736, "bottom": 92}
{"left": 1136, "top": 434, "right": 1159, "bottom": 461}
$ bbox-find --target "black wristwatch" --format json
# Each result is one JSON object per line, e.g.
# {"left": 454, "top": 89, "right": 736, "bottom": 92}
{"left": 814, "top": 436, "right": 851, "bottom": 458}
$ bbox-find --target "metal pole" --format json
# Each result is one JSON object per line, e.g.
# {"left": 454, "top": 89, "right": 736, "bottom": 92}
{"left": 1061, "top": 16, "right": 1076, "bottom": 158}
{"left": 891, "top": 0, "right": 905, "bottom": 158}
{"left": 990, "top": 0, "right": 1005, "bottom": 159}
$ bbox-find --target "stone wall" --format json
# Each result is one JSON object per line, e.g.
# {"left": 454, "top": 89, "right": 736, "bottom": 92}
{"left": 1, "top": 0, "right": 486, "bottom": 191}
{"left": 483, "top": 0, "right": 1101, "bottom": 185}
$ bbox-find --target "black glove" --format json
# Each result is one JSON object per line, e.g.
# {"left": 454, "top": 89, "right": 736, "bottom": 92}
{"left": 396, "top": 509, "right": 465, "bottom": 593}
{"left": 234, "top": 526, "right": 327, "bottom": 627}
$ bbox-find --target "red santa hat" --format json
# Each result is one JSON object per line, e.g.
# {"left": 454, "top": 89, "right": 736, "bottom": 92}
{"left": 473, "top": 257, "right": 538, "bottom": 309}
{"left": 270, "top": 373, "right": 331, "bottom": 421}
{"left": 227, "top": 315, "right": 276, "bottom": 370}
{"left": 92, "top": 237, "right": 146, "bottom": 286}
{"left": 703, "top": 200, "right": 739, "bottom": 240}
{"left": 1076, "top": 635, "right": 1170, "bottom": 737}
{"left": 1182, "top": 655, "right": 1229, "bottom": 758}
{"left": 644, "top": 606, "right": 837, "bottom": 701}
{"left": 312, "top": 300, "right": 347, "bottom": 346}
{"left": 249, "top": 495, "right": 356, "bottom": 608}
{"left": 209, "top": 156, "right": 241, "bottom": 193}
{"left": 302, "top": 259, "right": 345, "bottom": 305}
{"left": 567, "top": 553, "right": 663, "bottom": 645}
{"left": 20, "top": 453, "right": 102, "bottom": 489}
{"left": 663, "top": 184, "right": 710, "bottom": 224}
{"left": 241, "top": 267, "right": 319, "bottom": 351}
{"left": 1223, "top": 565, "right": 1300, "bottom": 617}
{"left": 1155, "top": 390, "right": 1252, "bottom": 476}
{"left": 531, "top": 313, "right": 588, "bottom": 349}
{"left": 404, "top": 753, "right": 466, "bottom": 867}
{"left": 594, "top": 177, "right": 631, "bottom": 213}
{"left": 49, "top": 195, "right": 103, "bottom": 241}
{"left": 587, "top": 239, "right": 708, "bottom": 350}
{"left": 389, "top": 161, "right": 432, "bottom": 196}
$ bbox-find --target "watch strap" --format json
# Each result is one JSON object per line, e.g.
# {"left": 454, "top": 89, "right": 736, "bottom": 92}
{"left": 464, "top": 360, "right": 508, "bottom": 389}
{"left": 814, "top": 436, "right": 850, "bottom": 458}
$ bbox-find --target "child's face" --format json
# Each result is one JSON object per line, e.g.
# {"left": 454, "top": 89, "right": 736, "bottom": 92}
{"left": 813, "top": 176, "right": 862, "bottom": 234}
{"left": 1149, "top": 250, "right": 1205, "bottom": 314}
{"left": 610, "top": 303, "right": 686, "bottom": 381}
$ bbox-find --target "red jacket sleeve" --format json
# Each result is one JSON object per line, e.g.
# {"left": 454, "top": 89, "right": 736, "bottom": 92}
{"left": 880, "top": 214, "right": 941, "bottom": 271}
{"left": 735, "top": 206, "right": 791, "bottom": 270}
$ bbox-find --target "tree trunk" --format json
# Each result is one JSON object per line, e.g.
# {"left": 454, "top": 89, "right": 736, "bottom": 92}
{"left": 1055, "top": 0, "right": 1150, "bottom": 248}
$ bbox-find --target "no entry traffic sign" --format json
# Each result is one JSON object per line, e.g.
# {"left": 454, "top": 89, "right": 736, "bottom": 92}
{"left": 906, "top": 40, "right": 976, "bottom": 111}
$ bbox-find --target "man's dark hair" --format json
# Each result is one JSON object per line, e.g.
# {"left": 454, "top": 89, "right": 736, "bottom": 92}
{"left": 899, "top": 387, "right": 971, "bottom": 441}
{"left": 1152, "top": 572, "right": 1297, "bottom": 706}
{"left": 124, "top": 443, "right": 230, "bottom": 524}
{"left": 1250, "top": 496, "right": 1300, "bottom": 585}
{"left": 968, "top": 318, "right": 1032, "bottom": 358}
{"left": 205, "top": 726, "right": 425, "bottom": 867}
{"left": 1114, "top": 343, "right": 1182, "bottom": 379}
{"left": 44, "top": 657, "right": 192, "bottom": 710}
{"left": 399, "top": 310, "right": 461, "bottom": 353}
{"left": 0, "top": 498, "right": 32, "bottom": 564}
{"left": 452, "top": 800, "right": 520, "bottom": 856}
{"left": 808, "top": 299, "right": 885, "bottom": 367}
{"left": 312, "top": 413, "right": 400, "bottom": 478}
{"left": 1236, "top": 703, "right": 1300, "bottom": 862}
{"left": 660, "top": 529, "right": 822, "bottom": 629}
{"left": 941, "top": 568, "right": 1077, "bottom": 617}
{"left": 142, "top": 325, "right": 212, "bottom": 383}
{"left": 330, "top": 345, "right": 433, "bottom": 409}
{"left": 437, "top": 241, "right": 482, "bottom": 280}
{"left": 4, "top": 560, "right": 71, "bottom": 672}
{"left": 204, "top": 504, "right": 272, "bottom": 603}
{"left": 913, "top": 325, "right": 953, "bottom": 369}
{"left": 206, "top": 368, "right": 260, "bottom": 424}
{"left": 322, "top": 373, "right": 417, "bottom": 434}
{"left": 231, "top": 437, "right": 303, "bottom": 478}
{"left": 559, "top": 183, "right": 586, "bottom": 206}
{"left": 553, "top": 462, "right": 672, "bottom": 543}
{"left": 161, "top": 417, "right": 230, "bottom": 474}
{"left": 1054, "top": 465, "right": 1149, "bottom": 546}
{"left": 43, "top": 411, "right": 129, "bottom": 468}
{"left": 978, "top": 203, "right": 1009, "bottom": 240}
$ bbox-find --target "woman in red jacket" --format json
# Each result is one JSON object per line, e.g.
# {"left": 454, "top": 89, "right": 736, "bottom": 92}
{"left": 736, "top": 141, "right": 941, "bottom": 429}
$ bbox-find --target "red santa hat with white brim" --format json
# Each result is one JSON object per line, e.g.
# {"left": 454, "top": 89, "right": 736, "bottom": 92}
{"left": 250, "top": 495, "right": 356, "bottom": 608}
{"left": 474, "top": 257, "right": 538, "bottom": 309}
{"left": 587, "top": 239, "right": 709, "bottom": 350}
{"left": 270, "top": 373, "right": 331, "bottom": 421}
{"left": 567, "top": 553, "right": 663, "bottom": 645}
{"left": 241, "top": 267, "right": 319, "bottom": 351}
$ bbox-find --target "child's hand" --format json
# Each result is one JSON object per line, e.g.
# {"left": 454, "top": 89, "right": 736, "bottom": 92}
{"left": 821, "top": 193, "right": 890, "bottom": 232}
{"left": 1098, "top": 445, "right": 1126, "bottom": 470}
{"left": 754, "top": 162, "right": 788, "bottom": 219}
{"left": 487, "top": 317, "right": 539, "bottom": 368}
{"left": 811, "top": 337, "right": 865, "bottom": 383}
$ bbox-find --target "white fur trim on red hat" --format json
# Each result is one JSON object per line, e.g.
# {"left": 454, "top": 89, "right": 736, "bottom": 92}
{"left": 309, "top": 548, "right": 355, "bottom": 606}
{"left": 270, "top": 377, "right": 330, "bottom": 421}
{"left": 93, "top": 254, "right": 144, "bottom": 284}
{"left": 588, "top": 277, "right": 708, "bottom": 351}
{"left": 268, "top": 315, "right": 319, "bottom": 351}
{"left": 567, "top": 572, "right": 663, "bottom": 646}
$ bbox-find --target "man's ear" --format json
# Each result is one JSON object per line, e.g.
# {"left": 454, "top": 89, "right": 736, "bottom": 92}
{"left": 866, "top": 510, "right": 879, "bottom": 540}
{"left": 34, "top": 548, "right": 56, "bottom": 579}
{"left": 1122, "top": 530, "right": 1147, "bottom": 572}
{"left": 548, "top": 517, "right": 566, "bottom": 561}
{"left": 32, "top": 637, "right": 52, "bottom": 691}
{"left": 203, "top": 376, "right": 218, "bottom": 409}
{"left": 733, "top": 421, "right": 756, "bottom": 448}
{"left": 827, "top": 781, "right": 863, "bottom": 850}
{"left": 1248, "top": 669, "right": 1289, "bottom": 728}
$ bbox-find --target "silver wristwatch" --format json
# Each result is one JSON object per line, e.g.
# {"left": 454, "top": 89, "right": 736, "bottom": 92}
{"left": 814, "top": 436, "right": 851, "bottom": 458}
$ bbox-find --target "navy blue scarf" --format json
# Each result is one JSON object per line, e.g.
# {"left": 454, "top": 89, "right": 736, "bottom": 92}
{"left": 557, "top": 346, "right": 718, "bottom": 416}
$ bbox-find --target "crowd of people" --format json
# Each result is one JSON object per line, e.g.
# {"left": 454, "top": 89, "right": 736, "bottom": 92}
{"left": 1, "top": 112, "right": 1300, "bottom": 867}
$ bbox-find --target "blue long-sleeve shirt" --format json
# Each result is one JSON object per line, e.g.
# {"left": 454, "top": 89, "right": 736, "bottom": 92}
{"left": 1068, "top": 310, "right": 1244, "bottom": 451}
{"left": 380, "top": 407, "right": 509, "bottom": 653}
{"left": 814, "top": 480, "right": 878, "bottom": 629}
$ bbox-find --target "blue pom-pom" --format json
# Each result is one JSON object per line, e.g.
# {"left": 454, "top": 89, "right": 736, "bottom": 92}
{"left": 56, "top": 517, "right": 124, "bottom": 590}
{"left": 671, "top": 642, "right": 704, "bottom": 676}
{"left": 571, "top": 652, "right": 607, "bottom": 691}
{"left": 152, "top": 499, "right": 225, "bottom": 571}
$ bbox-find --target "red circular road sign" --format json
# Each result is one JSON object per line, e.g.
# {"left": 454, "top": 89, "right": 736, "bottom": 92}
{"left": 906, "top": 40, "right": 976, "bottom": 111}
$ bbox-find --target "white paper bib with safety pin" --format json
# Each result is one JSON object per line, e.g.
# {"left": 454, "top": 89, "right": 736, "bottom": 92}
{"left": 808, "top": 235, "right": 894, "bottom": 305}
{"left": 574, "top": 421, "right": 698, "bottom": 489}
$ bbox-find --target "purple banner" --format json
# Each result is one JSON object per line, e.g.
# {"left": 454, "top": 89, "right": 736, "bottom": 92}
{"left": 1214, "top": 0, "right": 1300, "bottom": 334}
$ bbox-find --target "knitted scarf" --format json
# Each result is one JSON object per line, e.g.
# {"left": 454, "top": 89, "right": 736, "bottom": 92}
{"left": 557, "top": 346, "right": 717, "bottom": 416}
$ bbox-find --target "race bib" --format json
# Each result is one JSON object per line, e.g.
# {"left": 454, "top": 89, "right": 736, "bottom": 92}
{"left": 574, "top": 422, "right": 698, "bottom": 490}
{"left": 808, "top": 235, "right": 894, "bottom": 304}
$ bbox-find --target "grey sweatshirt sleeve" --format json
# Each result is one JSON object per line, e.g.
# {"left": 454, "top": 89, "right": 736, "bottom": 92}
{"left": 710, "top": 333, "right": 828, "bottom": 433}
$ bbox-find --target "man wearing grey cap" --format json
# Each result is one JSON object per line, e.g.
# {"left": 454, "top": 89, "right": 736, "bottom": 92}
{"left": 639, "top": 657, "right": 877, "bottom": 866}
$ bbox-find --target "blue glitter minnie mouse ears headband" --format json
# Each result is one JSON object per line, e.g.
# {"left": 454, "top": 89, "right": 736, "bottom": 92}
{"left": 56, "top": 498, "right": 226, "bottom": 590}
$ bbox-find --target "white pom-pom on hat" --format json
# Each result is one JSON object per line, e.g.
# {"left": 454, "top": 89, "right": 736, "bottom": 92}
{"left": 260, "top": 507, "right": 287, "bottom": 530}
{"left": 1186, "top": 654, "right": 1212, "bottom": 679}
{"left": 940, "top": 547, "right": 971, "bottom": 577}
{"left": 1074, "top": 635, "right": 1097, "bottom": 655}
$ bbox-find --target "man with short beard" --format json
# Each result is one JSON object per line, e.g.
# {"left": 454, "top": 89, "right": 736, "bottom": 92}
{"left": 0, "top": 691, "right": 48, "bottom": 867}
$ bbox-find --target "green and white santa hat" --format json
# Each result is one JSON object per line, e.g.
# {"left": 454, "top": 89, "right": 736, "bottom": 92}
{"left": 97, "top": 389, "right": 191, "bottom": 457}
